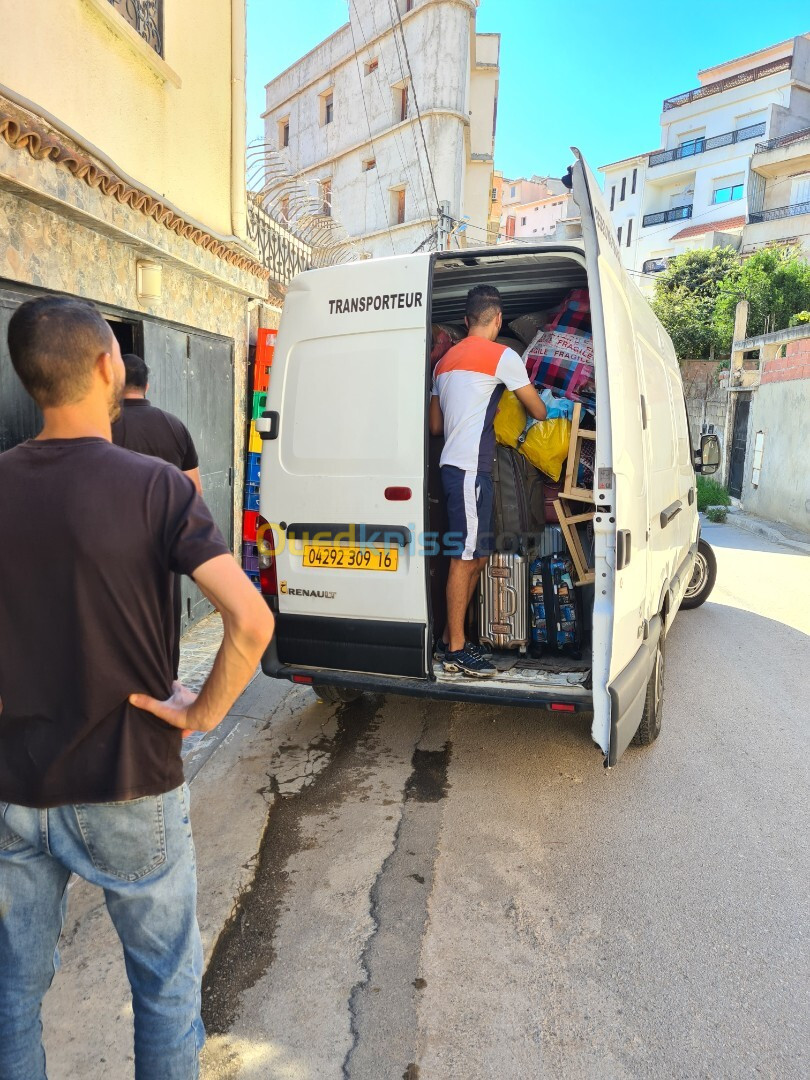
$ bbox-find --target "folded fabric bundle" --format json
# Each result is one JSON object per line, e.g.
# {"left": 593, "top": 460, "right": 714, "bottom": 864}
{"left": 522, "top": 289, "right": 595, "bottom": 408}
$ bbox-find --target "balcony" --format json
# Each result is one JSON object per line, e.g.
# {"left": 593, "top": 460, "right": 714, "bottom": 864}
{"left": 649, "top": 123, "right": 765, "bottom": 167}
{"left": 662, "top": 56, "right": 791, "bottom": 112}
{"left": 642, "top": 205, "right": 693, "bottom": 228}
{"left": 107, "top": 0, "right": 163, "bottom": 55}
{"left": 754, "top": 128, "right": 810, "bottom": 154}
{"left": 749, "top": 200, "right": 810, "bottom": 224}
{"left": 642, "top": 257, "right": 671, "bottom": 274}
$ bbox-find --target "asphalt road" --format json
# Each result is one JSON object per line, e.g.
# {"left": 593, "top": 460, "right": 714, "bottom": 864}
{"left": 201, "top": 521, "right": 810, "bottom": 1080}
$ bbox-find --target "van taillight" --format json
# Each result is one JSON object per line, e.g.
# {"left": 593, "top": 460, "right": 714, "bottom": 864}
{"left": 257, "top": 515, "right": 277, "bottom": 596}
{"left": 550, "top": 702, "right": 576, "bottom": 712}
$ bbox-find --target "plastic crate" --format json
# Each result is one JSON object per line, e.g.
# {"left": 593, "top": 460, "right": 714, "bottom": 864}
{"left": 245, "top": 452, "right": 261, "bottom": 485}
{"left": 244, "top": 569, "right": 261, "bottom": 590}
{"left": 248, "top": 421, "right": 262, "bottom": 455}
{"left": 251, "top": 391, "right": 268, "bottom": 421}
{"left": 256, "top": 328, "right": 276, "bottom": 361}
{"left": 242, "top": 510, "right": 259, "bottom": 542}
{"left": 244, "top": 484, "right": 260, "bottom": 512}
{"left": 253, "top": 359, "right": 272, "bottom": 393}
{"left": 243, "top": 553, "right": 260, "bottom": 574}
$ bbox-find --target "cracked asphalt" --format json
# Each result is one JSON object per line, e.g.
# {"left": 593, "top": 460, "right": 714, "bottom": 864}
{"left": 200, "top": 522, "right": 809, "bottom": 1080}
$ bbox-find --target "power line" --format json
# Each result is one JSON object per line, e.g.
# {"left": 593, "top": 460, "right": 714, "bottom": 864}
{"left": 346, "top": 9, "right": 397, "bottom": 255}
{"left": 387, "top": 0, "right": 442, "bottom": 215}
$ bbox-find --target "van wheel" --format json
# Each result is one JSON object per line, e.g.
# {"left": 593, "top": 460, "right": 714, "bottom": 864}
{"left": 681, "top": 538, "right": 717, "bottom": 610}
{"left": 633, "top": 636, "right": 664, "bottom": 747}
{"left": 313, "top": 684, "right": 362, "bottom": 705}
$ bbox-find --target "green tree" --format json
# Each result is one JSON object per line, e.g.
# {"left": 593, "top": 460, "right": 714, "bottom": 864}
{"left": 713, "top": 246, "right": 810, "bottom": 349}
{"left": 650, "top": 248, "right": 740, "bottom": 360}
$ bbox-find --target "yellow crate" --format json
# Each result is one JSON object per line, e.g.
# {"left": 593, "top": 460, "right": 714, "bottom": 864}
{"left": 248, "top": 421, "right": 262, "bottom": 454}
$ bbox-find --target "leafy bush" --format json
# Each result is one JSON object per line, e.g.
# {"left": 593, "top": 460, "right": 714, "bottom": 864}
{"left": 697, "top": 476, "right": 731, "bottom": 511}
{"left": 789, "top": 311, "right": 810, "bottom": 326}
{"left": 706, "top": 506, "right": 728, "bottom": 524}
{"left": 714, "top": 247, "right": 810, "bottom": 349}
{"left": 651, "top": 248, "right": 740, "bottom": 360}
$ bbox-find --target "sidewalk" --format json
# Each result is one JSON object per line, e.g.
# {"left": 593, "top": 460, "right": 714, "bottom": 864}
{"left": 724, "top": 508, "right": 810, "bottom": 556}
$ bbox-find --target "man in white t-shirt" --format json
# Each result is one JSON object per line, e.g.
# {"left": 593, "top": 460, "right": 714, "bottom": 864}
{"left": 429, "top": 285, "right": 547, "bottom": 677}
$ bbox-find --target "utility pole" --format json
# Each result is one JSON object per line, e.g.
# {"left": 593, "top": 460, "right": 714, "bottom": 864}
{"left": 437, "top": 201, "right": 451, "bottom": 250}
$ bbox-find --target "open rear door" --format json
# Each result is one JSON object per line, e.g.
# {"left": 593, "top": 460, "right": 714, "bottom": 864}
{"left": 569, "top": 149, "right": 652, "bottom": 765}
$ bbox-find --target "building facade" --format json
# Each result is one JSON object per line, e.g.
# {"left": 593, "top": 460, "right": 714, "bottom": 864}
{"left": 500, "top": 176, "right": 572, "bottom": 241}
{"left": 0, "top": 0, "right": 279, "bottom": 632}
{"left": 262, "top": 0, "right": 500, "bottom": 257}
{"left": 600, "top": 34, "right": 810, "bottom": 289}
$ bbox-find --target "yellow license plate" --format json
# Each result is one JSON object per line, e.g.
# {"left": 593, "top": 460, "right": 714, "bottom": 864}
{"left": 302, "top": 544, "right": 399, "bottom": 572}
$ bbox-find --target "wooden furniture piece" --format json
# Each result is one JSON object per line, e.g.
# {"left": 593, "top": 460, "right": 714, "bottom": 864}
{"left": 553, "top": 497, "right": 595, "bottom": 585}
{"left": 562, "top": 402, "right": 596, "bottom": 503}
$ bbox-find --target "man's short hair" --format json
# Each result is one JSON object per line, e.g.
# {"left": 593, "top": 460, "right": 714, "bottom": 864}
{"left": 7, "top": 296, "right": 113, "bottom": 408}
{"left": 122, "top": 353, "right": 149, "bottom": 390}
{"left": 466, "top": 285, "right": 503, "bottom": 327}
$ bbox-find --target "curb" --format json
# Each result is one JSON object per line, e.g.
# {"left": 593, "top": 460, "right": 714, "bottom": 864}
{"left": 723, "top": 510, "right": 810, "bottom": 556}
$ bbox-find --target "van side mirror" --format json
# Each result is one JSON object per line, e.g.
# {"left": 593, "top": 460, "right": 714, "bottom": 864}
{"left": 695, "top": 433, "right": 721, "bottom": 475}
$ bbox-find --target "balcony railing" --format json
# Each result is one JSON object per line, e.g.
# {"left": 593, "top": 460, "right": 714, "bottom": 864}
{"left": 642, "top": 205, "right": 693, "bottom": 228}
{"left": 754, "top": 127, "right": 810, "bottom": 154}
{"left": 749, "top": 200, "right": 810, "bottom": 224}
{"left": 642, "top": 257, "right": 671, "bottom": 274}
{"left": 108, "top": 0, "right": 163, "bottom": 55}
{"left": 649, "top": 123, "right": 766, "bottom": 167}
{"left": 247, "top": 201, "right": 311, "bottom": 287}
{"left": 663, "top": 56, "right": 791, "bottom": 112}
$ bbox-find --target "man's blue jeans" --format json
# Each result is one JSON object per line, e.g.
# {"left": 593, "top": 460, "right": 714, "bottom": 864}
{"left": 0, "top": 784, "right": 204, "bottom": 1080}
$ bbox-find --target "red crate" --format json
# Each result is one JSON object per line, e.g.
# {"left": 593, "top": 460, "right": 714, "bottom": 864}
{"left": 256, "top": 328, "right": 276, "bottom": 362}
{"left": 242, "top": 510, "right": 259, "bottom": 542}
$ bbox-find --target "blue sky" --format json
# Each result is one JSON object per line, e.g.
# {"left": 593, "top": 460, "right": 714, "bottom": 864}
{"left": 247, "top": 0, "right": 809, "bottom": 179}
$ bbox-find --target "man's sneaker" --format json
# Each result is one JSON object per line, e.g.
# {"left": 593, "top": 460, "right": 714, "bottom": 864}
{"left": 443, "top": 645, "right": 497, "bottom": 678}
{"left": 434, "top": 639, "right": 493, "bottom": 661}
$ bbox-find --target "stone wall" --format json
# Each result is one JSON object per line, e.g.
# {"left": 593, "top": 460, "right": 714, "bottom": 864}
{"left": 681, "top": 360, "right": 729, "bottom": 453}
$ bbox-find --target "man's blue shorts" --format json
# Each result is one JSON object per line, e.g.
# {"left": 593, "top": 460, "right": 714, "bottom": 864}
{"left": 440, "top": 466, "right": 495, "bottom": 561}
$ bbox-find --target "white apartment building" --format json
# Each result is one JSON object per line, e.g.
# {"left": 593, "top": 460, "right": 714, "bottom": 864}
{"left": 499, "top": 176, "right": 573, "bottom": 241}
{"left": 262, "top": 0, "right": 500, "bottom": 258}
{"left": 601, "top": 34, "right": 810, "bottom": 288}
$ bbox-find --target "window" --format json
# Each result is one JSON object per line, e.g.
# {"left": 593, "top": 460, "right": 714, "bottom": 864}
{"left": 790, "top": 173, "right": 810, "bottom": 206}
{"left": 510, "top": 185, "right": 516, "bottom": 198}
{"left": 679, "top": 136, "right": 705, "bottom": 157}
{"left": 610, "top": 185, "right": 616, "bottom": 211}
{"left": 713, "top": 182, "right": 744, "bottom": 204}
{"left": 364, "top": 58, "right": 379, "bottom": 76}
{"left": 320, "top": 91, "right": 334, "bottom": 127}
{"left": 321, "top": 179, "right": 332, "bottom": 217}
{"left": 278, "top": 118, "right": 290, "bottom": 149}
{"left": 392, "top": 186, "right": 406, "bottom": 225}
{"left": 631, "top": 168, "right": 637, "bottom": 194}
{"left": 620, "top": 176, "right": 626, "bottom": 201}
{"left": 398, "top": 84, "right": 409, "bottom": 123}
{"left": 520, "top": 216, "right": 527, "bottom": 226}
{"left": 626, "top": 218, "right": 633, "bottom": 247}
{"left": 491, "top": 187, "right": 497, "bottom": 202}
{"left": 363, "top": 158, "right": 376, "bottom": 172}
{"left": 617, "top": 225, "right": 623, "bottom": 245}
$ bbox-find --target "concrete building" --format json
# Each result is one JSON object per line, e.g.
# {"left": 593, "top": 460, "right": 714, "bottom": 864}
{"left": 262, "top": 0, "right": 500, "bottom": 257}
{"left": 500, "top": 177, "right": 572, "bottom": 241}
{"left": 600, "top": 34, "right": 810, "bottom": 289}
{"left": 745, "top": 127, "right": 810, "bottom": 256}
{"left": 0, "top": 0, "right": 287, "bottom": 633}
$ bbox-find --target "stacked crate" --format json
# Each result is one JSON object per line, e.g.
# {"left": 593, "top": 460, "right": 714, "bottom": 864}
{"left": 243, "top": 329, "right": 276, "bottom": 588}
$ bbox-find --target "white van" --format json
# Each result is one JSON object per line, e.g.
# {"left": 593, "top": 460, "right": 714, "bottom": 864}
{"left": 255, "top": 152, "right": 721, "bottom": 767}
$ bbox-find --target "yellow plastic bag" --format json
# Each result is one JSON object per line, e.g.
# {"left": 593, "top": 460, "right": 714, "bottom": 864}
{"left": 518, "top": 418, "right": 572, "bottom": 482}
{"left": 494, "top": 390, "right": 527, "bottom": 448}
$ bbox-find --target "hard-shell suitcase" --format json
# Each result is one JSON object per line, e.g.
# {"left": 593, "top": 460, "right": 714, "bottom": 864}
{"left": 537, "top": 524, "right": 564, "bottom": 559}
{"left": 478, "top": 552, "right": 529, "bottom": 652}
{"left": 492, "top": 444, "right": 545, "bottom": 554}
{"left": 529, "top": 554, "right": 582, "bottom": 656}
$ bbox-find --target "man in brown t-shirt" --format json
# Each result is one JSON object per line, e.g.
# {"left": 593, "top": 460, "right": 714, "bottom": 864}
{"left": 0, "top": 296, "right": 274, "bottom": 1079}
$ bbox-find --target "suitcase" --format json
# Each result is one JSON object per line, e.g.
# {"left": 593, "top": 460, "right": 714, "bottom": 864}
{"left": 537, "top": 524, "right": 564, "bottom": 559}
{"left": 492, "top": 444, "right": 545, "bottom": 554}
{"left": 529, "top": 554, "right": 582, "bottom": 656}
{"left": 478, "top": 552, "right": 529, "bottom": 653}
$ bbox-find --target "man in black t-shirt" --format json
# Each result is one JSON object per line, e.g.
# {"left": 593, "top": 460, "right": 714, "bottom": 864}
{"left": 112, "top": 352, "right": 203, "bottom": 494}
{"left": 0, "top": 296, "right": 274, "bottom": 1079}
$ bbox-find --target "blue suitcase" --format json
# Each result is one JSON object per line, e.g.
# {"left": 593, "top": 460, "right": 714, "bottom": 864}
{"left": 529, "top": 554, "right": 582, "bottom": 656}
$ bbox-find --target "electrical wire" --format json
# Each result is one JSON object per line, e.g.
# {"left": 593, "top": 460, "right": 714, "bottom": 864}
{"left": 346, "top": 8, "right": 397, "bottom": 255}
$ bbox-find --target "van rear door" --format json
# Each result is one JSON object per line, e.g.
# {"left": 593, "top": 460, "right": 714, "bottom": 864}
{"left": 261, "top": 256, "right": 431, "bottom": 680}
{"left": 570, "top": 149, "right": 652, "bottom": 766}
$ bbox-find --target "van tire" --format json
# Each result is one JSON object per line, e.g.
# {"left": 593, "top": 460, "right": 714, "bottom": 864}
{"left": 633, "top": 636, "right": 664, "bottom": 747}
{"left": 680, "top": 538, "right": 717, "bottom": 610}
{"left": 313, "top": 684, "right": 362, "bottom": 705}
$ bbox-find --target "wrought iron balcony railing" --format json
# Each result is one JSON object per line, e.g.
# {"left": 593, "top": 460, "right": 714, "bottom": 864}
{"left": 642, "top": 257, "right": 671, "bottom": 274}
{"left": 247, "top": 200, "right": 311, "bottom": 287}
{"left": 108, "top": 0, "right": 163, "bottom": 55}
{"left": 749, "top": 200, "right": 810, "bottom": 224}
{"left": 663, "top": 56, "right": 791, "bottom": 111}
{"left": 754, "top": 127, "right": 810, "bottom": 154}
{"left": 642, "top": 205, "right": 693, "bottom": 228}
{"left": 649, "top": 123, "right": 765, "bottom": 167}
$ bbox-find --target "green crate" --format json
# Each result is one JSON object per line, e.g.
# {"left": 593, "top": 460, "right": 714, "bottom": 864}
{"left": 251, "top": 390, "right": 268, "bottom": 421}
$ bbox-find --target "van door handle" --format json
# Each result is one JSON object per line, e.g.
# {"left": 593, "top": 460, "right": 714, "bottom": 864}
{"left": 256, "top": 410, "right": 279, "bottom": 440}
{"left": 688, "top": 487, "right": 695, "bottom": 506}
{"left": 660, "top": 500, "right": 682, "bottom": 529}
{"left": 616, "top": 529, "right": 631, "bottom": 570}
